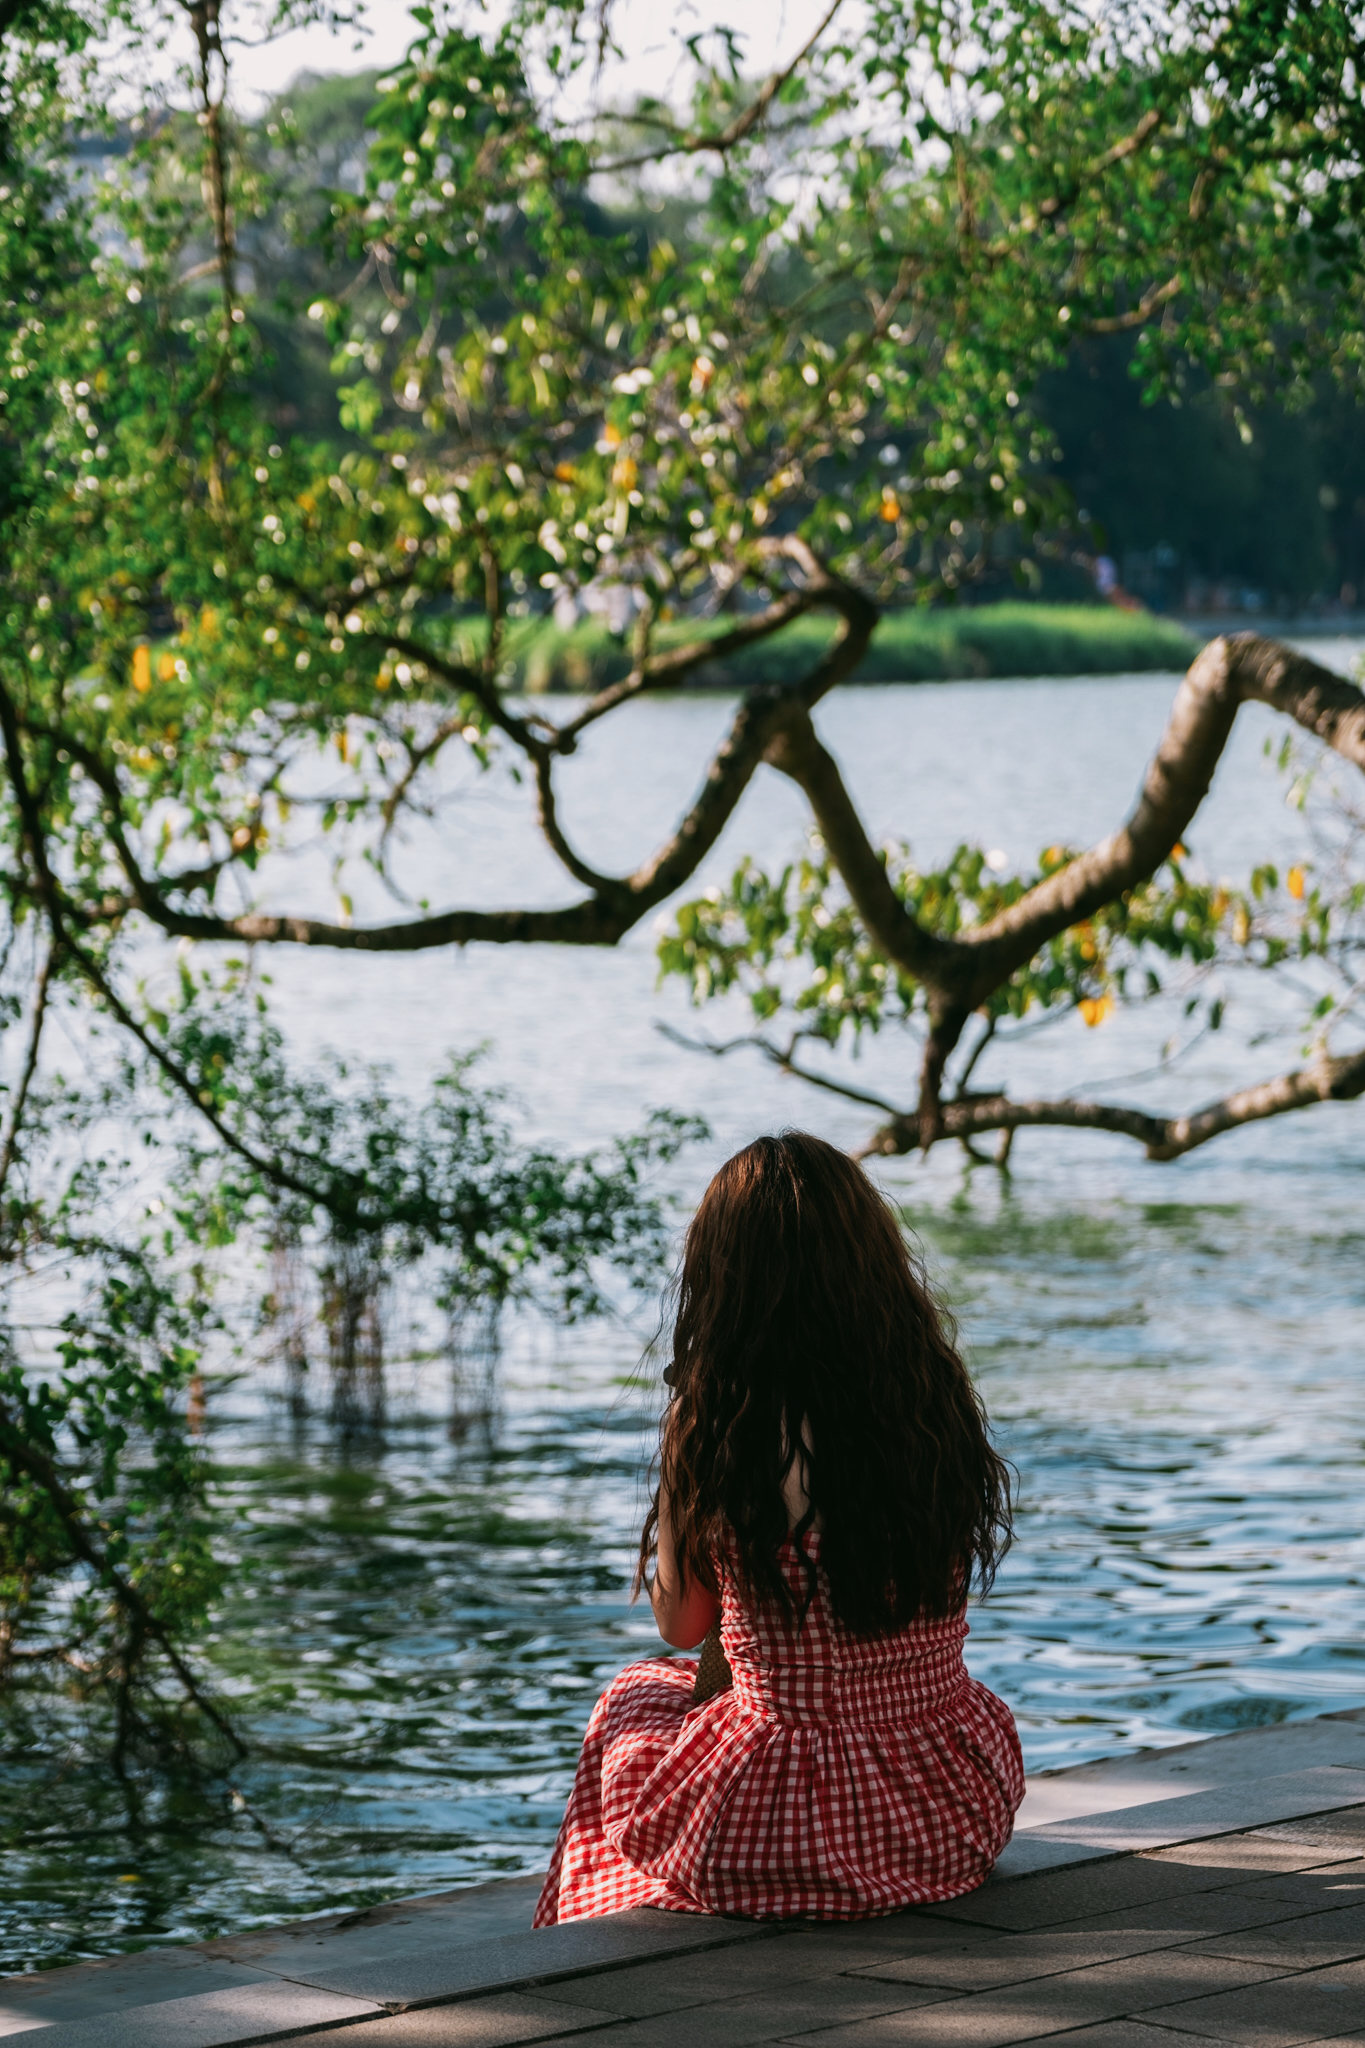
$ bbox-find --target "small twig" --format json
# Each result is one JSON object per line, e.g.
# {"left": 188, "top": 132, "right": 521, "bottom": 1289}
{"left": 951, "top": 1012, "right": 995, "bottom": 1097}
{"left": 593, "top": 0, "right": 846, "bottom": 173}
{"left": 0, "top": 1403, "right": 245, "bottom": 1755}
{"left": 0, "top": 935, "right": 54, "bottom": 1199}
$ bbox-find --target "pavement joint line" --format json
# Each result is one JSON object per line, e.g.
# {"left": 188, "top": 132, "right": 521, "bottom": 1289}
{"left": 11, "top": 1716, "right": 1365, "bottom": 2043}
{"left": 264, "top": 1918, "right": 788, "bottom": 2014}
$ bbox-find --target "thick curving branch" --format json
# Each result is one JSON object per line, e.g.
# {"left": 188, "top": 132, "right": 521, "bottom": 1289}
{"left": 964, "top": 634, "right": 1365, "bottom": 1001}
{"left": 859, "top": 1042, "right": 1365, "bottom": 1162}
{"left": 30, "top": 545, "right": 876, "bottom": 955}
{"left": 762, "top": 632, "right": 1365, "bottom": 1139}
{"left": 59, "top": 682, "right": 796, "bottom": 952}
{"left": 762, "top": 703, "right": 957, "bottom": 981}
{"left": 773, "top": 633, "right": 1365, "bottom": 1021}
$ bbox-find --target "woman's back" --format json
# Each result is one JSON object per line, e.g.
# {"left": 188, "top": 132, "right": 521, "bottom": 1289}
{"left": 721, "top": 1528, "right": 971, "bottom": 1732}
{"left": 534, "top": 1131, "right": 1022, "bottom": 1927}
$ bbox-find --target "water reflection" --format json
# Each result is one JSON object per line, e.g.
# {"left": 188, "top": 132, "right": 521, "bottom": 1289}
{"left": 4, "top": 667, "right": 1364, "bottom": 1968}
{"left": 4, "top": 1178, "right": 1363, "bottom": 1972}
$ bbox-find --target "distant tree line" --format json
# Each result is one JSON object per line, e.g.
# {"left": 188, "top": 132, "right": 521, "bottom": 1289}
{"left": 1036, "top": 339, "right": 1365, "bottom": 612}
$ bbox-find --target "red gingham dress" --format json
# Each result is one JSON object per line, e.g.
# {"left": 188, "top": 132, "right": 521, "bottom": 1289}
{"left": 533, "top": 1529, "right": 1022, "bottom": 1925}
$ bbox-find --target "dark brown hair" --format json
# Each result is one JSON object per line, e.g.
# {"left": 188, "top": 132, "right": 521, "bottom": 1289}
{"left": 637, "top": 1131, "right": 1011, "bottom": 1635}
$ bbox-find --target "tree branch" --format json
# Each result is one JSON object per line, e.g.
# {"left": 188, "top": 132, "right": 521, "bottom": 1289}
{"left": 592, "top": 0, "right": 846, "bottom": 173}
{"left": 762, "top": 632, "right": 1365, "bottom": 1138}
{"left": 0, "top": 1401, "right": 244, "bottom": 1754}
{"left": 553, "top": 579, "right": 819, "bottom": 743}
{"left": 656, "top": 1022, "right": 907, "bottom": 1118}
{"left": 964, "top": 634, "right": 1365, "bottom": 1001}
{"left": 761, "top": 703, "right": 958, "bottom": 982}
{"left": 47, "top": 547, "right": 876, "bottom": 953}
{"left": 1086, "top": 273, "right": 1182, "bottom": 335}
{"left": 859, "top": 1043, "right": 1365, "bottom": 1162}
{"left": 0, "top": 935, "right": 53, "bottom": 1199}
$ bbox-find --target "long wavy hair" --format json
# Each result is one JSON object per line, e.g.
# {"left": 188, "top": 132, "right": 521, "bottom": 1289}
{"left": 636, "top": 1131, "right": 1012, "bottom": 1635}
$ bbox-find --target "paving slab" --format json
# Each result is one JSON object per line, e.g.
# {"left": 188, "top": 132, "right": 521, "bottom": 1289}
{"left": 1, "top": 1980, "right": 383, "bottom": 2047}
{"left": 1014, "top": 1708, "right": 1365, "bottom": 1831}
{"left": 273, "top": 1909, "right": 776, "bottom": 2010}
{"left": 0, "top": 1880, "right": 545, "bottom": 2036}
{"left": 1019, "top": 1882, "right": 1365, "bottom": 1943}
{"left": 771, "top": 1953, "right": 1284, "bottom": 2044}
{"left": 0, "top": 1957, "right": 287, "bottom": 2033}
{"left": 1186, "top": 1900, "right": 1365, "bottom": 1971}
{"left": 1221, "top": 1863, "right": 1365, "bottom": 1911}
{"left": 272, "top": 1992, "right": 625, "bottom": 2046}
{"left": 1031, "top": 2030, "right": 1199, "bottom": 2048}
{"left": 535, "top": 1929, "right": 923, "bottom": 2019}
{"left": 848, "top": 1924, "right": 1220, "bottom": 1992}
{"left": 13, "top": 1710, "right": 1365, "bottom": 2047}
{"left": 1135, "top": 1952, "right": 1365, "bottom": 2043}
{"left": 507, "top": 1980, "right": 958, "bottom": 2048}
{"left": 989, "top": 1767, "right": 1365, "bottom": 1882}
{"left": 214, "top": 1880, "right": 549, "bottom": 1973}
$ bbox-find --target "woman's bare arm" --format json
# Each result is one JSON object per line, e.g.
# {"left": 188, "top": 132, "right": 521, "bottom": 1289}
{"left": 649, "top": 1478, "right": 720, "bottom": 1649}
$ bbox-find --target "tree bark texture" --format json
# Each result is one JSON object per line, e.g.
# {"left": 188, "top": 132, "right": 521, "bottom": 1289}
{"left": 5, "top": 609, "right": 1363, "bottom": 1162}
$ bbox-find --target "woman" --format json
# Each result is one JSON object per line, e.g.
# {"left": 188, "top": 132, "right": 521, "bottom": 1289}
{"left": 535, "top": 1130, "right": 1021, "bottom": 1924}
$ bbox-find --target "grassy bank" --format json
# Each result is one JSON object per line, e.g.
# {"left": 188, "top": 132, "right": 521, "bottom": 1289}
{"left": 489, "top": 604, "right": 1201, "bottom": 693}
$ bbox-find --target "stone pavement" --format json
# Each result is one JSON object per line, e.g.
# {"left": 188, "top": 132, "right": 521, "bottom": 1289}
{"left": 5, "top": 1708, "right": 1365, "bottom": 2046}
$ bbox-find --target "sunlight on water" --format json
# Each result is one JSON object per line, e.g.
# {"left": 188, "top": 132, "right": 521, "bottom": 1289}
{"left": 3, "top": 667, "right": 1363, "bottom": 1969}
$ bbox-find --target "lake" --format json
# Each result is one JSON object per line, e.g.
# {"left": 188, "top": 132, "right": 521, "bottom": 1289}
{"left": 4, "top": 652, "right": 1364, "bottom": 1971}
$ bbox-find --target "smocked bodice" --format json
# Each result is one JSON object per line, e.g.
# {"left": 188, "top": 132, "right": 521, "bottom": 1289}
{"left": 719, "top": 1527, "right": 969, "bottom": 1729}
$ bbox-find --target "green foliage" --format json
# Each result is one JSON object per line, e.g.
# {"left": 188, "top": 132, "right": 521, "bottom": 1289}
{"left": 0, "top": 949, "right": 702, "bottom": 1761}
{"left": 146, "top": 962, "right": 705, "bottom": 1319}
{"left": 0, "top": 1265, "right": 218, "bottom": 1756}
{"left": 494, "top": 605, "right": 1201, "bottom": 693}
{"left": 0, "top": 0, "right": 1363, "bottom": 1765}
{"left": 663, "top": 839, "right": 1226, "bottom": 1038}
{"left": 0, "top": 0, "right": 1358, "bottom": 973}
{"left": 660, "top": 810, "right": 1365, "bottom": 1068}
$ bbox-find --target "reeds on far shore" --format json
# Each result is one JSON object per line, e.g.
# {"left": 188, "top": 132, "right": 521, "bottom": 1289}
{"left": 469, "top": 603, "right": 1203, "bottom": 694}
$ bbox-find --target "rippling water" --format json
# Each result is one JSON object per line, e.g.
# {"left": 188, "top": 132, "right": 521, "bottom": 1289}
{"left": 4, "top": 660, "right": 1364, "bottom": 1970}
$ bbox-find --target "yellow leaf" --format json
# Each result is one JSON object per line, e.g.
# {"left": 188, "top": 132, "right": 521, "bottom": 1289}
{"left": 1287, "top": 864, "right": 1306, "bottom": 900}
{"left": 554, "top": 461, "right": 576, "bottom": 482}
{"left": 612, "top": 454, "right": 637, "bottom": 490}
{"left": 1170, "top": 842, "right": 1187, "bottom": 860}
{"left": 1211, "top": 887, "right": 1229, "bottom": 920}
{"left": 879, "top": 490, "right": 900, "bottom": 521}
{"left": 159, "top": 653, "right": 177, "bottom": 681}
{"left": 602, "top": 422, "right": 622, "bottom": 448}
{"left": 132, "top": 644, "right": 152, "bottom": 693}
{"left": 1232, "top": 905, "right": 1250, "bottom": 945}
{"left": 1079, "top": 993, "right": 1114, "bottom": 1027}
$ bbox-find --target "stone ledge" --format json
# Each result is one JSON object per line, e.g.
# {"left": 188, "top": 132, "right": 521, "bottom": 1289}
{"left": 0, "top": 1979, "right": 383, "bottom": 2048}
{"left": 989, "top": 1764, "right": 1365, "bottom": 1883}
{"left": 270, "top": 1910, "right": 778, "bottom": 2012}
{"left": 8, "top": 1710, "right": 1365, "bottom": 2045}
{"left": 0, "top": 1912, "right": 774, "bottom": 2046}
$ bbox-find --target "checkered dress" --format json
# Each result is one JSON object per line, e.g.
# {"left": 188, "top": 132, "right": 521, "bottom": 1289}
{"left": 533, "top": 1528, "right": 1022, "bottom": 1926}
